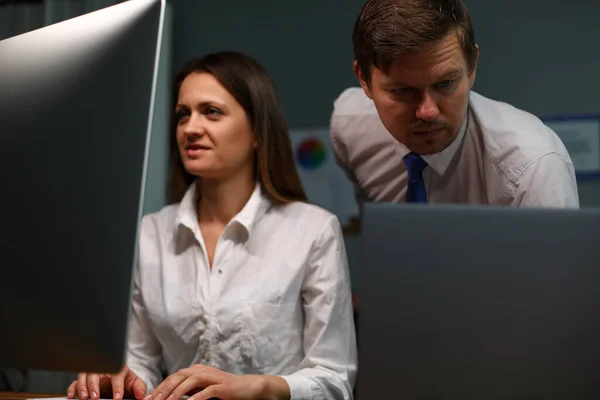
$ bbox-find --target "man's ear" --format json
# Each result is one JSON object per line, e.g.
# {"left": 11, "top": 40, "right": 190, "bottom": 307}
{"left": 353, "top": 60, "right": 373, "bottom": 99}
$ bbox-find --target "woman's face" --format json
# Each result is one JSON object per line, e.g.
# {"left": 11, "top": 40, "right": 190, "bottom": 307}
{"left": 175, "top": 72, "right": 256, "bottom": 180}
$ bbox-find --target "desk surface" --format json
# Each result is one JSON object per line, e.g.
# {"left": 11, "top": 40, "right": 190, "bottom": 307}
{"left": 0, "top": 393, "right": 63, "bottom": 400}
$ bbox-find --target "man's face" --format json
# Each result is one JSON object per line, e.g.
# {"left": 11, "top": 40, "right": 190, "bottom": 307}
{"left": 356, "top": 33, "right": 478, "bottom": 155}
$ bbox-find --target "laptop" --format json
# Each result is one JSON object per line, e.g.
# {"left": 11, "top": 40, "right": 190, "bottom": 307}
{"left": 358, "top": 202, "right": 600, "bottom": 399}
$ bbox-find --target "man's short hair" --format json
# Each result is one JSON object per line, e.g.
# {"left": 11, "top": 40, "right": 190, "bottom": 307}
{"left": 353, "top": 0, "right": 477, "bottom": 83}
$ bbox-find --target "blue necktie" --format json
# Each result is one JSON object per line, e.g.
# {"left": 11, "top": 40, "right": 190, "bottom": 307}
{"left": 404, "top": 152, "right": 428, "bottom": 203}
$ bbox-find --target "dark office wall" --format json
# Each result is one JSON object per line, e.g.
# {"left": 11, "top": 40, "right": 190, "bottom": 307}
{"left": 171, "top": 0, "right": 600, "bottom": 206}
{"left": 171, "top": 0, "right": 365, "bottom": 129}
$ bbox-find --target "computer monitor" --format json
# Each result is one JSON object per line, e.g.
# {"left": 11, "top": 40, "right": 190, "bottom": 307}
{"left": 358, "top": 203, "right": 600, "bottom": 399}
{"left": 0, "top": 0, "right": 165, "bottom": 373}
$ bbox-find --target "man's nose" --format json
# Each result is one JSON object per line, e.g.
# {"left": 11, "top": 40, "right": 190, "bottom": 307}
{"left": 415, "top": 92, "right": 440, "bottom": 122}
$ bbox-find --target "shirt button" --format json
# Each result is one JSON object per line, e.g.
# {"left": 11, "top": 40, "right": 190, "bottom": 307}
{"left": 218, "top": 269, "right": 222, "bottom": 274}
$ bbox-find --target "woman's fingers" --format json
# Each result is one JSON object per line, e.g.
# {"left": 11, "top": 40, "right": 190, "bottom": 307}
{"left": 149, "top": 371, "right": 189, "bottom": 400}
{"left": 166, "top": 375, "right": 207, "bottom": 400}
{"left": 111, "top": 371, "right": 127, "bottom": 400}
{"left": 190, "top": 385, "right": 222, "bottom": 400}
{"left": 86, "top": 373, "right": 101, "bottom": 400}
{"left": 76, "top": 373, "right": 89, "bottom": 400}
{"left": 129, "top": 376, "right": 148, "bottom": 400}
{"left": 67, "top": 369, "right": 139, "bottom": 400}
{"left": 66, "top": 380, "right": 77, "bottom": 399}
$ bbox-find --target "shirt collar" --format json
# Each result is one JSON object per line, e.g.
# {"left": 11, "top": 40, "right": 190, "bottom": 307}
{"left": 174, "top": 180, "right": 270, "bottom": 238}
{"left": 231, "top": 182, "right": 270, "bottom": 235}
{"left": 395, "top": 110, "right": 469, "bottom": 176}
{"left": 174, "top": 180, "right": 199, "bottom": 233}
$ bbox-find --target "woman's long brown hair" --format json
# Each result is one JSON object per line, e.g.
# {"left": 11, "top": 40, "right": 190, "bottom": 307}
{"left": 167, "top": 50, "right": 307, "bottom": 205}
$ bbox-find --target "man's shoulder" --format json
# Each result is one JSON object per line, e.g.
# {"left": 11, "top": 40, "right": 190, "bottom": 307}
{"left": 469, "top": 91, "right": 573, "bottom": 179}
{"left": 330, "top": 86, "right": 388, "bottom": 144}
{"left": 470, "top": 91, "right": 555, "bottom": 136}
{"left": 329, "top": 87, "right": 397, "bottom": 164}
{"left": 332, "top": 87, "right": 378, "bottom": 117}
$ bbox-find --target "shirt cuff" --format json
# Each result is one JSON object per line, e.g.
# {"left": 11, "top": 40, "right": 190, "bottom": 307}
{"left": 278, "top": 374, "right": 318, "bottom": 400}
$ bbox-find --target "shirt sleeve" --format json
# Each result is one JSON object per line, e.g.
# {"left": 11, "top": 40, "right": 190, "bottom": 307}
{"left": 511, "top": 152, "right": 580, "bottom": 208}
{"left": 330, "top": 114, "right": 370, "bottom": 215}
{"left": 278, "top": 215, "right": 358, "bottom": 400}
{"left": 126, "top": 218, "right": 165, "bottom": 391}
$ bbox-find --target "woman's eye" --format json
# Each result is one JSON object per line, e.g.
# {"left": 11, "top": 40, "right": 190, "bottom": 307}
{"left": 175, "top": 110, "right": 189, "bottom": 121}
{"left": 205, "top": 107, "right": 222, "bottom": 116}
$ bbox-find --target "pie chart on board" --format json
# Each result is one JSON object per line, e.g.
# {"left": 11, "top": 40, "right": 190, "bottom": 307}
{"left": 295, "top": 137, "right": 327, "bottom": 170}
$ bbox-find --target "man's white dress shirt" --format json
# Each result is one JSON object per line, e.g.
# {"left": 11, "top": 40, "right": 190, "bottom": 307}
{"left": 330, "top": 88, "right": 579, "bottom": 208}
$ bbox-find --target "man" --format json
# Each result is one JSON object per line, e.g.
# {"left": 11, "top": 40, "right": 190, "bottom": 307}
{"left": 330, "top": 0, "right": 579, "bottom": 209}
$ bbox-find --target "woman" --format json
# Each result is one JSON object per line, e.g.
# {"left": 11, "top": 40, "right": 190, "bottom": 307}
{"left": 67, "top": 51, "right": 357, "bottom": 400}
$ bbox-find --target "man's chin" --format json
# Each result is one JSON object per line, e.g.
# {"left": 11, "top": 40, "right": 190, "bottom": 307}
{"left": 406, "top": 141, "right": 445, "bottom": 155}
{"left": 406, "top": 134, "right": 456, "bottom": 155}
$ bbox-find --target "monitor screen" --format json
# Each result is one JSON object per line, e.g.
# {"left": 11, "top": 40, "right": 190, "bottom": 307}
{"left": 0, "top": 0, "right": 166, "bottom": 374}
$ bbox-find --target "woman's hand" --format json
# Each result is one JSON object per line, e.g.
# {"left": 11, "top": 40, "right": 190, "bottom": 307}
{"left": 147, "top": 364, "right": 290, "bottom": 400}
{"left": 66, "top": 365, "right": 147, "bottom": 400}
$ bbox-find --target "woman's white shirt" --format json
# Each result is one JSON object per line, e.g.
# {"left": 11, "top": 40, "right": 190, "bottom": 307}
{"left": 127, "top": 181, "right": 358, "bottom": 400}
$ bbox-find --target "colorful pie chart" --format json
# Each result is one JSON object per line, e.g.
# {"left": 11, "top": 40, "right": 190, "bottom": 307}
{"left": 295, "top": 137, "right": 327, "bottom": 170}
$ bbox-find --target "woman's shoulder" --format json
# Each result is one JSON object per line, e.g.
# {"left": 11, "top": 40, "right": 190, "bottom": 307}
{"left": 277, "top": 200, "right": 336, "bottom": 220}
{"left": 266, "top": 200, "right": 342, "bottom": 239}
{"left": 258, "top": 201, "right": 347, "bottom": 267}
{"left": 139, "top": 202, "right": 181, "bottom": 239}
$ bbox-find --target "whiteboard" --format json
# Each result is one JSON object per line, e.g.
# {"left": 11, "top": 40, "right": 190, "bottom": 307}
{"left": 544, "top": 116, "right": 600, "bottom": 178}
{"left": 289, "top": 128, "right": 359, "bottom": 226}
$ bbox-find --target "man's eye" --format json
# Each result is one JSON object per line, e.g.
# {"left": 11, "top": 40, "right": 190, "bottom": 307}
{"left": 439, "top": 80, "right": 454, "bottom": 88}
{"left": 394, "top": 87, "right": 412, "bottom": 95}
